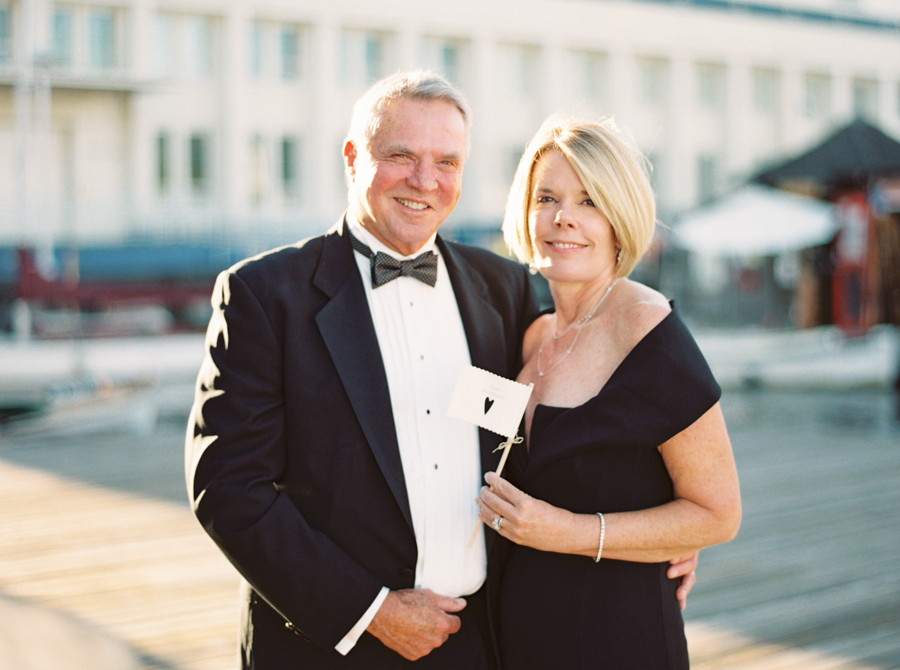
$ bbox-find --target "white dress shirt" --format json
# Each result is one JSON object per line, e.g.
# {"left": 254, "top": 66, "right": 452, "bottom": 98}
{"left": 335, "top": 218, "right": 486, "bottom": 655}
{"left": 336, "top": 222, "right": 487, "bottom": 654}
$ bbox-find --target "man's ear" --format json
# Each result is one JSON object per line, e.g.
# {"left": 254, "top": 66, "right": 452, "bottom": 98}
{"left": 343, "top": 140, "right": 358, "bottom": 178}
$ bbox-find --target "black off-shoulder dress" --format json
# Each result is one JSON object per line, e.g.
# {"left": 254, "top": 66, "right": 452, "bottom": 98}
{"left": 498, "top": 307, "right": 720, "bottom": 670}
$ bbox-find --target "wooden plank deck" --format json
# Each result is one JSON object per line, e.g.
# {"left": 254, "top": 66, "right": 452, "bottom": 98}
{"left": 0, "top": 457, "right": 239, "bottom": 670}
{"left": 685, "top": 390, "right": 900, "bottom": 670}
{"left": 0, "top": 388, "right": 898, "bottom": 669}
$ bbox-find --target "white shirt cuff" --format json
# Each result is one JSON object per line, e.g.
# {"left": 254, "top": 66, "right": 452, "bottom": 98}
{"left": 334, "top": 586, "right": 390, "bottom": 656}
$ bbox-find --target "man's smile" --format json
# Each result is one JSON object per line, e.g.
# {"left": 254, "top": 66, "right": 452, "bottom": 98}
{"left": 396, "top": 197, "right": 430, "bottom": 211}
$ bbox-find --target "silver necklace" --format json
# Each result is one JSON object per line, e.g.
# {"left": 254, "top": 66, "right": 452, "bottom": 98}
{"left": 536, "top": 278, "right": 620, "bottom": 377}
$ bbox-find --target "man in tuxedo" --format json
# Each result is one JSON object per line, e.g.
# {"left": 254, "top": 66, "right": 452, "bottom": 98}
{"left": 186, "top": 71, "right": 695, "bottom": 669}
{"left": 186, "top": 71, "right": 539, "bottom": 669}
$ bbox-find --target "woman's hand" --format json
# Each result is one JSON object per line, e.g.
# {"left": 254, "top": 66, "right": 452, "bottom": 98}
{"left": 477, "top": 403, "right": 740, "bottom": 565}
{"left": 476, "top": 472, "right": 597, "bottom": 556}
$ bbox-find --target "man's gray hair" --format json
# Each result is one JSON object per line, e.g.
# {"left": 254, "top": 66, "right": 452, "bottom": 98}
{"left": 346, "top": 70, "right": 472, "bottom": 153}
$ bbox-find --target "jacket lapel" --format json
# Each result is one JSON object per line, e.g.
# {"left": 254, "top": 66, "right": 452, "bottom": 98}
{"left": 313, "top": 221, "right": 413, "bottom": 529}
{"left": 438, "top": 238, "right": 508, "bottom": 480}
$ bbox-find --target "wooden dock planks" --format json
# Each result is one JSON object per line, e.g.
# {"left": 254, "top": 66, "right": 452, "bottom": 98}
{"left": 0, "top": 459, "right": 239, "bottom": 670}
{"left": 1, "top": 389, "right": 898, "bottom": 669}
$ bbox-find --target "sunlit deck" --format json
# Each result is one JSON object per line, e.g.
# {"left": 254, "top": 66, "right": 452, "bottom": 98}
{"left": 0, "top": 389, "right": 898, "bottom": 669}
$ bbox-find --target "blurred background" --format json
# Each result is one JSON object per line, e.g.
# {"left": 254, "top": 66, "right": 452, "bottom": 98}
{"left": 0, "top": 0, "right": 899, "bottom": 668}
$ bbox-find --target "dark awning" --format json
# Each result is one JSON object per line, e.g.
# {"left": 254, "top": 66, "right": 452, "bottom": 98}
{"left": 752, "top": 119, "right": 900, "bottom": 190}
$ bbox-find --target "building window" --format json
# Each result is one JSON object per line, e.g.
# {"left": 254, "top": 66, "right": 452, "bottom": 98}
{"left": 803, "top": 73, "right": 831, "bottom": 118}
{"left": 51, "top": 8, "right": 74, "bottom": 66}
{"left": 0, "top": 6, "right": 10, "bottom": 64}
{"left": 364, "top": 33, "right": 383, "bottom": 85}
{"left": 155, "top": 13, "right": 175, "bottom": 77}
{"left": 440, "top": 42, "right": 459, "bottom": 85}
{"left": 510, "top": 45, "right": 538, "bottom": 98}
{"left": 637, "top": 57, "right": 667, "bottom": 107}
{"left": 697, "top": 155, "right": 720, "bottom": 205}
{"left": 249, "top": 21, "right": 263, "bottom": 78}
{"left": 420, "top": 37, "right": 462, "bottom": 86}
{"left": 281, "top": 137, "right": 300, "bottom": 198}
{"left": 576, "top": 51, "right": 608, "bottom": 102}
{"left": 506, "top": 143, "right": 527, "bottom": 184}
{"left": 340, "top": 30, "right": 388, "bottom": 87}
{"left": 190, "top": 134, "right": 210, "bottom": 195}
{"left": 752, "top": 68, "right": 779, "bottom": 115}
{"left": 186, "top": 15, "right": 212, "bottom": 78}
{"left": 157, "top": 133, "right": 170, "bottom": 195}
{"left": 852, "top": 78, "right": 878, "bottom": 121}
{"left": 697, "top": 63, "right": 725, "bottom": 110}
{"left": 498, "top": 44, "right": 538, "bottom": 99}
{"left": 280, "top": 26, "right": 300, "bottom": 80}
{"left": 88, "top": 8, "right": 116, "bottom": 70}
{"left": 249, "top": 135, "right": 267, "bottom": 204}
{"left": 339, "top": 32, "right": 353, "bottom": 84}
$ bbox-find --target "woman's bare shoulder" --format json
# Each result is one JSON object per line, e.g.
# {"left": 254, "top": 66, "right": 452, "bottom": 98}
{"left": 613, "top": 280, "right": 672, "bottom": 343}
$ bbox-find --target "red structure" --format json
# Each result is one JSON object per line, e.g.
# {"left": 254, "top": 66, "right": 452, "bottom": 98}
{"left": 832, "top": 193, "right": 878, "bottom": 336}
{"left": 16, "top": 247, "right": 217, "bottom": 314}
{"left": 753, "top": 119, "right": 900, "bottom": 336}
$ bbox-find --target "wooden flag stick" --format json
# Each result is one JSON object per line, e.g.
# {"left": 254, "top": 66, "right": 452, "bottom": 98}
{"left": 494, "top": 433, "right": 523, "bottom": 479}
{"left": 468, "top": 432, "right": 524, "bottom": 548}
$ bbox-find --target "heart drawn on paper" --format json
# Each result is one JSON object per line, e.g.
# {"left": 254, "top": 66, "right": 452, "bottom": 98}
{"left": 484, "top": 397, "right": 495, "bottom": 414}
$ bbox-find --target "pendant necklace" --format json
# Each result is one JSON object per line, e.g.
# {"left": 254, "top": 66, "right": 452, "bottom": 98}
{"left": 536, "top": 278, "right": 620, "bottom": 377}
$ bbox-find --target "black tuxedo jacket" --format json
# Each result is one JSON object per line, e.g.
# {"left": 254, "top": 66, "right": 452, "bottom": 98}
{"left": 187, "top": 219, "right": 539, "bottom": 668}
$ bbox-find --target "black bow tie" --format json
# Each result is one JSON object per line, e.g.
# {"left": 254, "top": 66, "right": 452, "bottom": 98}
{"left": 348, "top": 229, "right": 438, "bottom": 288}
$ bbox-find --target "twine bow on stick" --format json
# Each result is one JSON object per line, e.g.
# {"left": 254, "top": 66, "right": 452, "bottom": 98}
{"left": 492, "top": 432, "right": 523, "bottom": 478}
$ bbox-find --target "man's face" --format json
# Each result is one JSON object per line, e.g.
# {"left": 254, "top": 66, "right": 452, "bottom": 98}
{"left": 344, "top": 98, "right": 468, "bottom": 256}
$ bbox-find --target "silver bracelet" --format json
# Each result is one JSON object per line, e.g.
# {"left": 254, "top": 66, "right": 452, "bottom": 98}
{"left": 594, "top": 512, "right": 605, "bottom": 563}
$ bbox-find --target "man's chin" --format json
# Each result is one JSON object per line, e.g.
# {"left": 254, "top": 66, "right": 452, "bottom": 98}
{"left": 386, "top": 222, "right": 444, "bottom": 254}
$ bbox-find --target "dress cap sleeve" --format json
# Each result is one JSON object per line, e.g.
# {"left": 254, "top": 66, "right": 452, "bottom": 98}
{"left": 527, "top": 305, "right": 720, "bottom": 475}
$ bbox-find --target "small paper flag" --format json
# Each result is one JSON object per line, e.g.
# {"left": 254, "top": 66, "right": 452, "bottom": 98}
{"left": 447, "top": 366, "right": 533, "bottom": 438}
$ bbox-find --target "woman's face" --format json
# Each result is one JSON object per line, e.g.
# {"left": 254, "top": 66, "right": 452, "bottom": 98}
{"left": 528, "top": 149, "right": 618, "bottom": 285}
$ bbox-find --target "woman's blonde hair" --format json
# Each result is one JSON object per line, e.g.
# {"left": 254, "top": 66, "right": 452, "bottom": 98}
{"left": 502, "top": 115, "right": 656, "bottom": 278}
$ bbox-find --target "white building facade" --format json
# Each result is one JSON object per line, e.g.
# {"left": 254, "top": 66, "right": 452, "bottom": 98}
{"left": 1, "top": 0, "right": 899, "bottom": 250}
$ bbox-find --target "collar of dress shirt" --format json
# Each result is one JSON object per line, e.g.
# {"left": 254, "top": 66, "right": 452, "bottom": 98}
{"left": 345, "top": 214, "right": 439, "bottom": 260}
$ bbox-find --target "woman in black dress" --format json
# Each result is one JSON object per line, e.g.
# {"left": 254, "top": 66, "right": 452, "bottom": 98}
{"left": 476, "top": 116, "right": 741, "bottom": 669}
